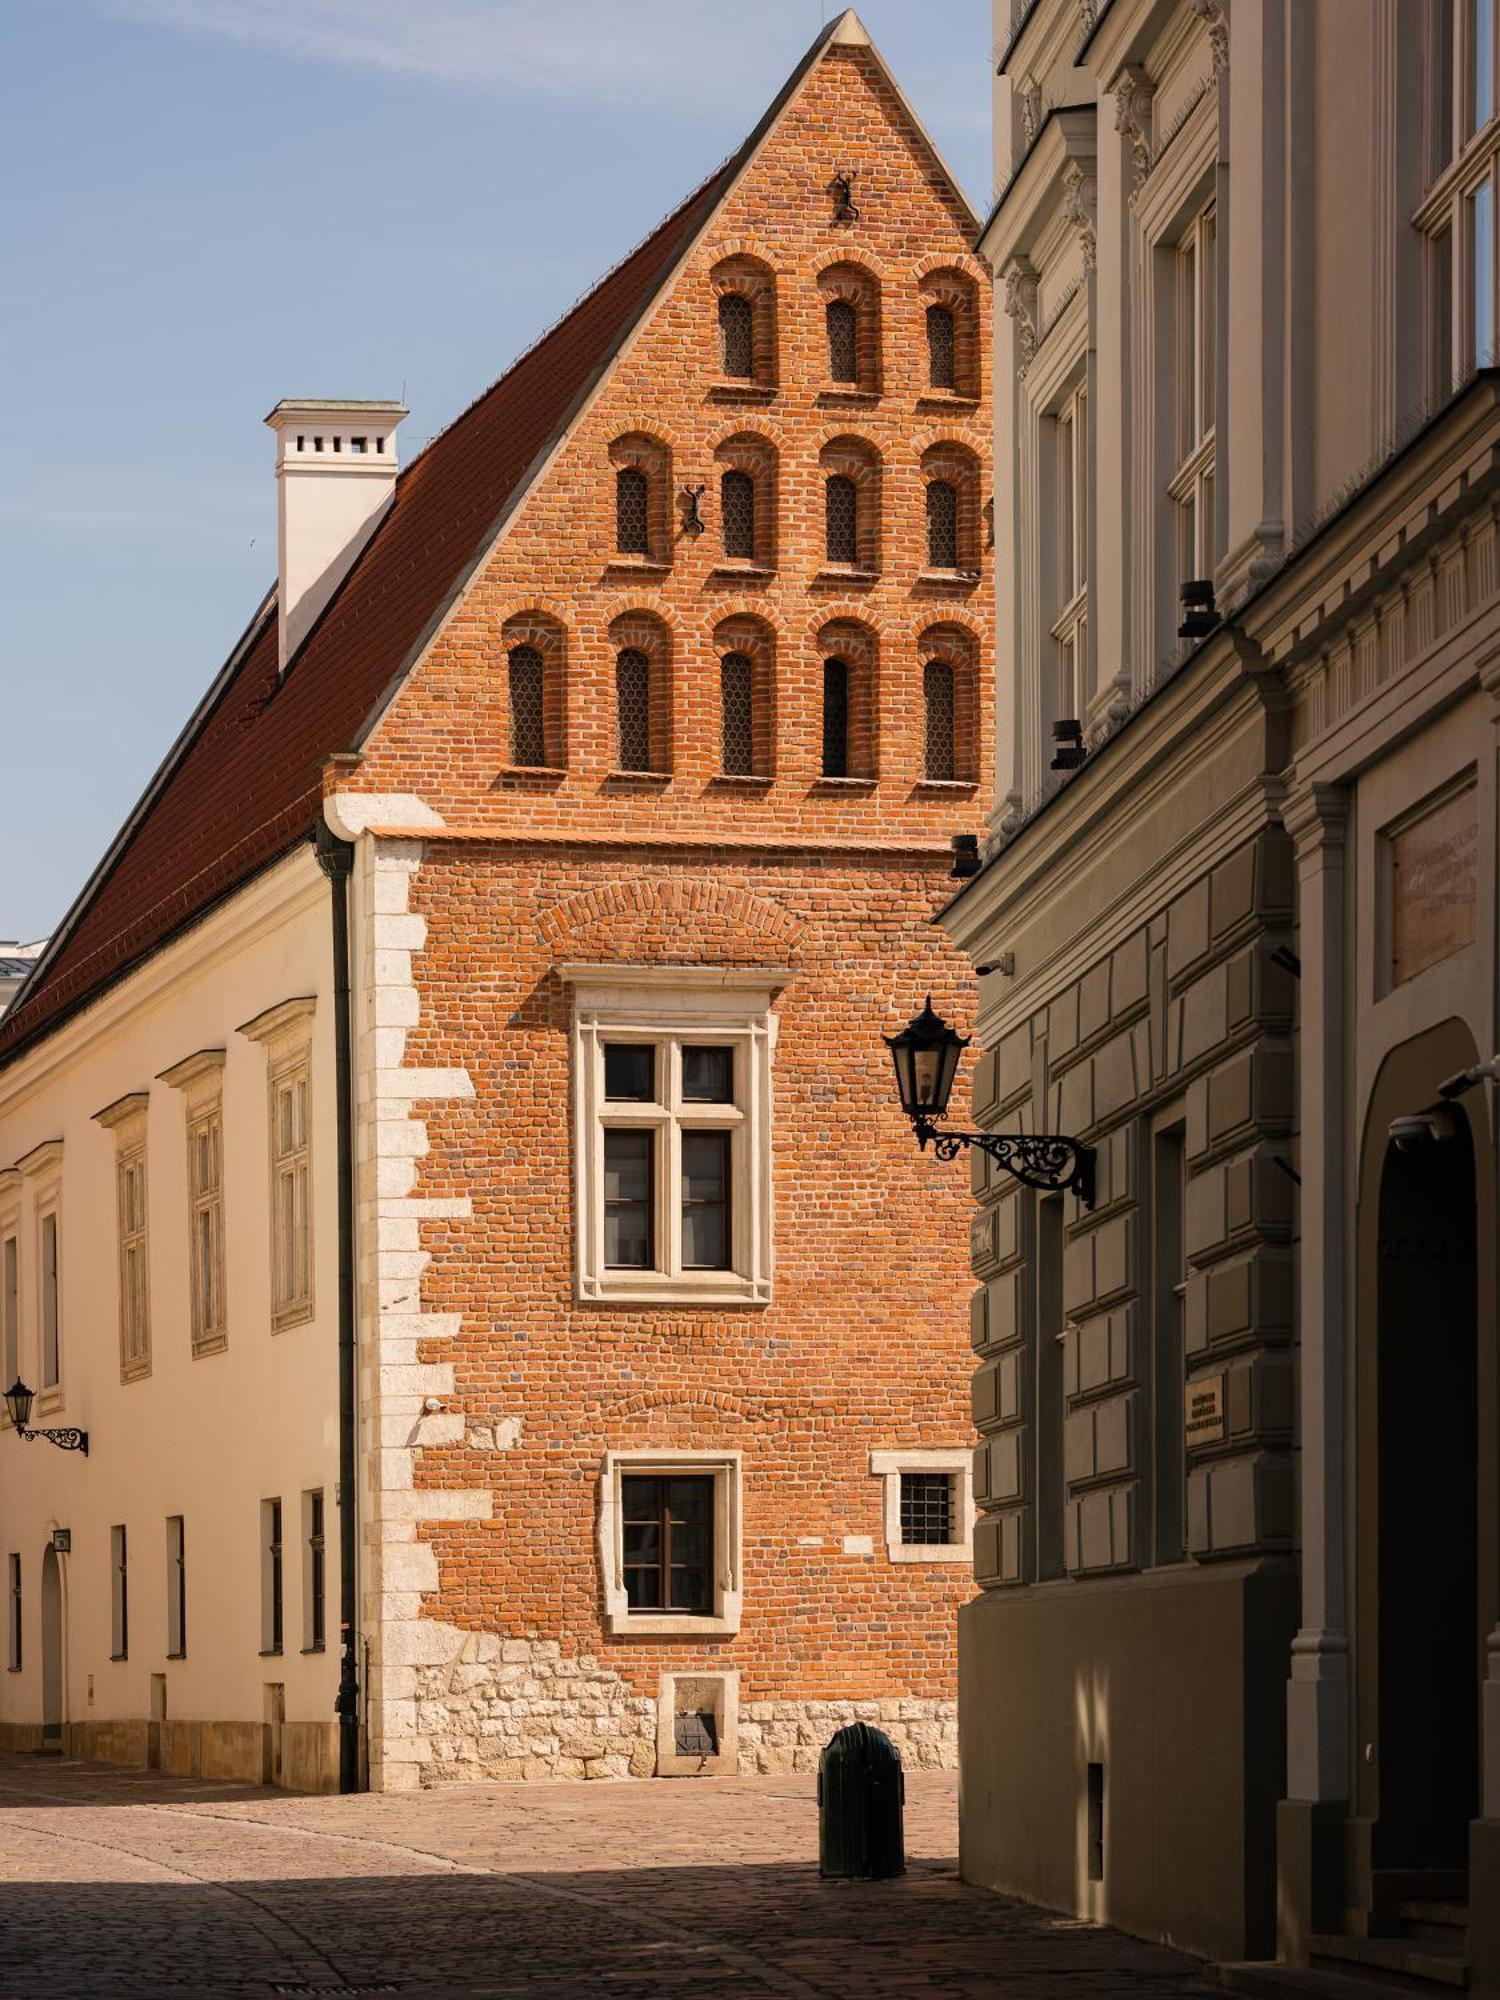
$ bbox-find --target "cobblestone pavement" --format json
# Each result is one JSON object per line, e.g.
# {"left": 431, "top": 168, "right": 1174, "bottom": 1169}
{"left": 0, "top": 1750, "right": 1218, "bottom": 1998}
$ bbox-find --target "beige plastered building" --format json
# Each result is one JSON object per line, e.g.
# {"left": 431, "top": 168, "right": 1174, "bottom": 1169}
{"left": 945, "top": 0, "right": 1500, "bottom": 1990}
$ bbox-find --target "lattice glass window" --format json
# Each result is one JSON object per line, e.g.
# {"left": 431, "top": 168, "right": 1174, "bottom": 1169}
{"left": 188, "top": 1105, "right": 224, "bottom": 1353}
{"left": 721, "top": 469, "right": 756, "bottom": 561}
{"left": 1169, "top": 200, "right": 1217, "bottom": 592}
{"left": 827, "top": 298, "right": 859, "bottom": 382}
{"left": 117, "top": 1143, "right": 149, "bottom": 1379}
{"left": 825, "top": 474, "right": 858, "bottom": 565}
{"left": 822, "top": 657, "right": 850, "bottom": 778}
{"left": 719, "top": 292, "right": 754, "bottom": 378}
{"left": 615, "top": 466, "right": 650, "bottom": 555}
{"left": 508, "top": 644, "right": 546, "bottom": 767}
{"left": 899, "top": 1470, "right": 956, "bottom": 1546}
{"left": 926, "top": 479, "right": 959, "bottom": 568}
{"left": 923, "top": 660, "right": 956, "bottom": 780}
{"left": 271, "top": 1061, "right": 312, "bottom": 1327}
{"left": 926, "top": 303, "right": 957, "bottom": 390}
{"left": 720, "top": 652, "right": 754, "bottom": 776}
{"left": 616, "top": 648, "right": 652, "bottom": 771}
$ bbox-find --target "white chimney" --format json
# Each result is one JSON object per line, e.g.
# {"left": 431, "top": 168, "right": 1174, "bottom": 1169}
{"left": 265, "top": 398, "right": 407, "bottom": 672}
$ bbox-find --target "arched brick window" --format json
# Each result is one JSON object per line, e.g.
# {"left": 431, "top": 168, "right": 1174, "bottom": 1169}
{"left": 922, "top": 659, "right": 956, "bottom": 780}
{"left": 825, "top": 474, "right": 858, "bottom": 566}
{"left": 508, "top": 645, "right": 546, "bottom": 767}
{"left": 719, "top": 292, "right": 754, "bottom": 378}
{"left": 616, "top": 649, "right": 652, "bottom": 771}
{"left": 822, "top": 658, "right": 850, "bottom": 777}
{"left": 615, "top": 467, "right": 650, "bottom": 556}
{"left": 926, "top": 479, "right": 959, "bottom": 569}
{"left": 722, "top": 469, "right": 756, "bottom": 561}
{"left": 926, "top": 304, "right": 957, "bottom": 391}
{"left": 720, "top": 653, "right": 754, "bottom": 776}
{"left": 827, "top": 299, "right": 859, "bottom": 383}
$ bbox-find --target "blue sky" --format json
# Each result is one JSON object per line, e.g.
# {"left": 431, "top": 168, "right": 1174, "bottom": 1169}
{"left": 0, "top": 0, "right": 991, "bottom": 941}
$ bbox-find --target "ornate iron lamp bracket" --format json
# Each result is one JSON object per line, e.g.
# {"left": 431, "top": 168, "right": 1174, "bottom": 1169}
{"left": 912, "top": 1116, "right": 1096, "bottom": 1207}
{"left": 17, "top": 1424, "right": 89, "bottom": 1455}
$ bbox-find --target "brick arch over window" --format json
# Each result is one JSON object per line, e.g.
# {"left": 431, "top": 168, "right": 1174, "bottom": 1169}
{"left": 500, "top": 610, "right": 567, "bottom": 770}
{"left": 815, "top": 618, "right": 879, "bottom": 781}
{"left": 709, "top": 253, "right": 778, "bottom": 389}
{"left": 537, "top": 877, "right": 803, "bottom": 962}
{"left": 818, "top": 435, "right": 882, "bottom": 574}
{"left": 712, "top": 613, "right": 777, "bottom": 779}
{"left": 608, "top": 432, "right": 673, "bottom": 566}
{"left": 915, "top": 623, "right": 978, "bottom": 784}
{"left": 816, "top": 261, "right": 882, "bottom": 395}
{"left": 608, "top": 610, "right": 673, "bottom": 775}
{"left": 917, "top": 267, "right": 981, "bottom": 400}
{"left": 919, "top": 440, "right": 982, "bottom": 577}
{"left": 712, "top": 432, "right": 779, "bottom": 571}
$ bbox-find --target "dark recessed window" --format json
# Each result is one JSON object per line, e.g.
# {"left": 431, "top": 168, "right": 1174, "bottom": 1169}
{"left": 926, "top": 479, "right": 959, "bottom": 568}
{"left": 721, "top": 469, "right": 756, "bottom": 561}
{"left": 622, "top": 1474, "right": 714, "bottom": 1613}
{"left": 507, "top": 644, "right": 546, "bottom": 767}
{"left": 825, "top": 474, "right": 858, "bottom": 566}
{"left": 604, "top": 1130, "right": 653, "bottom": 1269}
{"left": 827, "top": 298, "right": 859, "bottom": 382}
{"left": 927, "top": 303, "right": 957, "bottom": 390}
{"left": 923, "top": 659, "right": 956, "bottom": 780}
{"left": 604, "top": 1044, "right": 656, "bottom": 1101}
{"left": 615, "top": 466, "right": 650, "bottom": 555}
{"left": 899, "top": 1471, "right": 955, "bottom": 1545}
{"left": 681, "top": 1131, "right": 730, "bottom": 1269}
{"left": 822, "top": 657, "right": 850, "bottom": 777}
{"left": 719, "top": 653, "right": 754, "bottom": 777}
{"left": 682, "top": 1045, "right": 734, "bottom": 1102}
{"left": 615, "top": 648, "right": 652, "bottom": 771}
{"left": 719, "top": 292, "right": 754, "bottom": 378}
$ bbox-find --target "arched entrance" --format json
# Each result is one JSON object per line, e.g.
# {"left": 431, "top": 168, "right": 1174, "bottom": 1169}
{"left": 40, "top": 1543, "right": 63, "bottom": 1752}
{"left": 1374, "top": 1116, "right": 1479, "bottom": 1868}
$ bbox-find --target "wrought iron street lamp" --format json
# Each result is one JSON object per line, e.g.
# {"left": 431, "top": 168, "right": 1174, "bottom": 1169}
{"left": 886, "top": 996, "right": 1096, "bottom": 1207}
{"left": 2, "top": 1380, "right": 88, "bottom": 1455}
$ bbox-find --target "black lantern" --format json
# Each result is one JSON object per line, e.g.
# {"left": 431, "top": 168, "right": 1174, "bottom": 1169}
{"left": 886, "top": 996, "right": 969, "bottom": 1123}
{"left": 3, "top": 1378, "right": 87, "bottom": 1455}
{"left": 886, "top": 997, "right": 1097, "bottom": 1207}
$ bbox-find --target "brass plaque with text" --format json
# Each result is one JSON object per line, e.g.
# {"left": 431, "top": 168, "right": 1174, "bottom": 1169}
{"left": 1391, "top": 785, "right": 1478, "bottom": 986}
{"left": 1186, "top": 1377, "right": 1225, "bottom": 1450}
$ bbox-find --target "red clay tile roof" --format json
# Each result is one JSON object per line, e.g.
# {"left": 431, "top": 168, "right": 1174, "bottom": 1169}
{"left": 0, "top": 158, "right": 740, "bottom": 1067}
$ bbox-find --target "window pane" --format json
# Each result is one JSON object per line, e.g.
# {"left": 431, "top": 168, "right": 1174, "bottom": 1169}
{"left": 603, "top": 1044, "right": 655, "bottom": 1101}
{"left": 2, "top": 1237, "right": 16, "bottom": 1386}
{"left": 681, "top": 1131, "right": 730, "bottom": 1270}
{"left": 604, "top": 1130, "right": 653, "bottom": 1269}
{"left": 508, "top": 645, "right": 546, "bottom": 767}
{"left": 1058, "top": 411, "right": 1075, "bottom": 591}
{"left": 622, "top": 1476, "right": 664, "bottom": 1610}
{"left": 719, "top": 653, "right": 754, "bottom": 776}
{"left": 615, "top": 466, "right": 650, "bottom": 555}
{"left": 923, "top": 660, "right": 956, "bottom": 781}
{"left": 41, "top": 1214, "right": 58, "bottom": 1388}
{"left": 682, "top": 1046, "right": 734, "bottom": 1102}
{"left": 721, "top": 469, "right": 756, "bottom": 560}
{"left": 666, "top": 1477, "right": 713, "bottom": 1611}
{"left": 899, "top": 1471, "right": 955, "bottom": 1545}
{"left": 615, "top": 648, "right": 652, "bottom": 771}
{"left": 926, "top": 303, "right": 956, "bottom": 389}
{"left": 926, "top": 479, "right": 959, "bottom": 568}
{"left": 826, "top": 298, "right": 858, "bottom": 381}
{"left": 1199, "top": 210, "right": 1217, "bottom": 442}
{"left": 1473, "top": 179, "right": 1494, "bottom": 365}
{"left": 825, "top": 474, "right": 858, "bottom": 565}
{"left": 718, "top": 291, "right": 753, "bottom": 377}
{"left": 1478, "top": 0, "right": 1495, "bottom": 132}
{"left": 822, "top": 657, "right": 850, "bottom": 777}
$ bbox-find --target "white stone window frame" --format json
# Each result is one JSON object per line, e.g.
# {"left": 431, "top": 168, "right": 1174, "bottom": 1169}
{"left": 869, "top": 1449, "right": 976, "bottom": 1564}
{"left": 17, "top": 1140, "right": 64, "bottom": 1411}
{"left": 1048, "top": 369, "right": 1090, "bottom": 727}
{"left": 0, "top": 1170, "right": 19, "bottom": 1423}
{"left": 561, "top": 964, "right": 789, "bottom": 1308}
{"left": 238, "top": 998, "right": 317, "bottom": 1333}
{"left": 1167, "top": 197, "right": 1217, "bottom": 590}
{"left": 160, "top": 1050, "right": 228, "bottom": 1356}
{"left": 597, "top": 1447, "right": 743, "bottom": 1637}
{"left": 93, "top": 1093, "right": 152, "bottom": 1384}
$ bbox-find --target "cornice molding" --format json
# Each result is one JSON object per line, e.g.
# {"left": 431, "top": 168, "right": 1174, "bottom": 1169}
{"left": 1281, "top": 782, "right": 1350, "bottom": 857}
{"left": 91, "top": 1090, "right": 150, "bottom": 1132}
{"left": 156, "top": 1048, "right": 228, "bottom": 1091}
{"left": 15, "top": 1139, "right": 63, "bottom": 1179}
{"left": 237, "top": 995, "right": 317, "bottom": 1048}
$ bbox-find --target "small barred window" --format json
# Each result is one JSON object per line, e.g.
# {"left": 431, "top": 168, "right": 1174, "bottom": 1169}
{"left": 720, "top": 653, "right": 754, "bottom": 776}
{"left": 827, "top": 298, "right": 859, "bottom": 383}
{"left": 926, "top": 479, "right": 959, "bottom": 568}
{"left": 822, "top": 657, "right": 850, "bottom": 778}
{"left": 615, "top": 466, "right": 650, "bottom": 555}
{"left": 922, "top": 659, "right": 956, "bottom": 781}
{"left": 899, "top": 1470, "right": 955, "bottom": 1546}
{"left": 825, "top": 474, "right": 858, "bottom": 566}
{"left": 616, "top": 648, "right": 652, "bottom": 771}
{"left": 719, "top": 292, "right": 754, "bottom": 378}
{"left": 721, "top": 469, "right": 756, "bottom": 561}
{"left": 508, "top": 644, "right": 546, "bottom": 767}
{"left": 926, "top": 304, "right": 957, "bottom": 390}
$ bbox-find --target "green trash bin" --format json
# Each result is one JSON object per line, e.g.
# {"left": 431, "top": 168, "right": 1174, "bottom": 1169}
{"left": 817, "top": 1721, "right": 905, "bottom": 1878}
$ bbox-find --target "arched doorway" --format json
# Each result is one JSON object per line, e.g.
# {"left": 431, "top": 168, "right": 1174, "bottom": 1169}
{"left": 40, "top": 1543, "right": 63, "bottom": 1752}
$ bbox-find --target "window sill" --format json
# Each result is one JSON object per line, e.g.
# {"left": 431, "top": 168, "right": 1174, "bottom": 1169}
{"left": 606, "top": 1611, "right": 741, "bottom": 1638}
{"left": 119, "top": 1360, "right": 152, "bottom": 1385}
{"left": 708, "top": 378, "right": 778, "bottom": 401}
{"left": 911, "top": 777, "right": 978, "bottom": 794}
{"left": 888, "top": 1542, "right": 973, "bottom": 1565}
{"left": 813, "top": 565, "right": 879, "bottom": 587}
{"left": 497, "top": 764, "right": 568, "bottom": 780}
{"left": 108, "top": 1653, "right": 128, "bottom": 1663}
{"left": 604, "top": 556, "right": 671, "bottom": 578}
{"left": 706, "top": 773, "right": 775, "bottom": 790}
{"left": 300, "top": 1645, "right": 327, "bottom": 1656}
{"left": 816, "top": 384, "right": 881, "bottom": 405}
{"left": 915, "top": 568, "right": 981, "bottom": 589}
{"left": 579, "top": 1273, "right": 770, "bottom": 1308}
{"left": 811, "top": 775, "right": 878, "bottom": 792}
{"left": 166, "top": 1652, "right": 187, "bottom": 1662}
{"left": 916, "top": 390, "right": 981, "bottom": 413}
{"left": 190, "top": 1334, "right": 227, "bottom": 1360}
{"left": 258, "top": 1648, "right": 284, "bottom": 1659}
{"left": 272, "top": 1305, "right": 314, "bottom": 1335}
{"left": 603, "top": 769, "right": 672, "bottom": 787}
{"left": 708, "top": 562, "right": 775, "bottom": 582}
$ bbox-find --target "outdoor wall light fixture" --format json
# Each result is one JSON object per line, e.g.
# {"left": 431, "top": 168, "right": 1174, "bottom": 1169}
{"left": 2, "top": 1380, "right": 88, "bottom": 1455}
{"left": 1051, "top": 718, "right": 1085, "bottom": 771}
{"left": 886, "top": 996, "right": 1096, "bottom": 1206}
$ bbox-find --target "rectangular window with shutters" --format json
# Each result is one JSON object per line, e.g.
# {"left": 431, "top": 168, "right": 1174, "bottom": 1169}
{"left": 302, "top": 1489, "right": 326, "bottom": 1653}
{"left": 110, "top": 1525, "right": 128, "bottom": 1660}
{"left": 188, "top": 1106, "right": 225, "bottom": 1352}
{"left": 39, "top": 1209, "right": 60, "bottom": 1392}
{"left": 270, "top": 1059, "right": 312, "bottom": 1328}
{"left": 117, "top": 1143, "right": 150, "bottom": 1381}
{"left": 165, "top": 1515, "right": 186, "bottom": 1658}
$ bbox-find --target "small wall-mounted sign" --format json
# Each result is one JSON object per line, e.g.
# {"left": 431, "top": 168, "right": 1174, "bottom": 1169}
{"left": 1390, "top": 782, "right": 1478, "bottom": 985}
{"left": 50, "top": 1527, "right": 71, "bottom": 1554}
{"left": 1185, "top": 1378, "right": 1226, "bottom": 1450}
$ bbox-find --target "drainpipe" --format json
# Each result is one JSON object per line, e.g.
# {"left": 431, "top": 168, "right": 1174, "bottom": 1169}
{"left": 315, "top": 821, "right": 361, "bottom": 1793}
